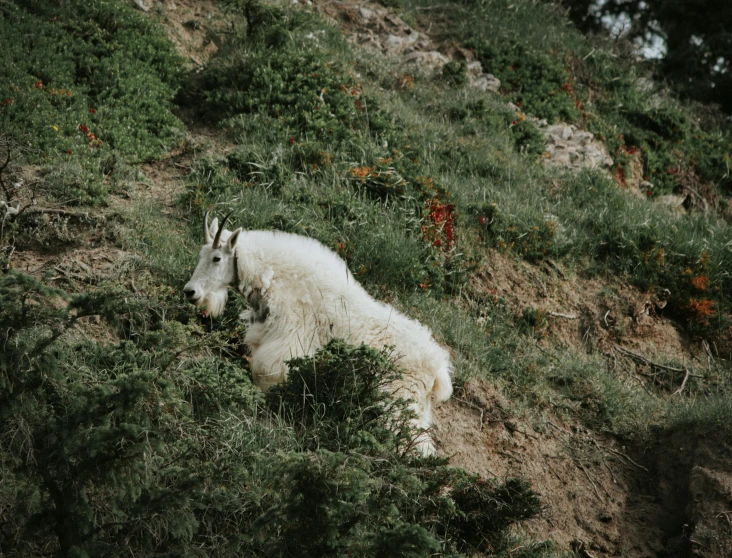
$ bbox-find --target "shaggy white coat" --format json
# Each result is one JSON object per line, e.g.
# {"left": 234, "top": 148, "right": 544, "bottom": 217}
{"left": 185, "top": 225, "right": 453, "bottom": 453}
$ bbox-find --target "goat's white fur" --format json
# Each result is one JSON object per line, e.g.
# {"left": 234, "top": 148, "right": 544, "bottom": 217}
{"left": 184, "top": 217, "right": 453, "bottom": 454}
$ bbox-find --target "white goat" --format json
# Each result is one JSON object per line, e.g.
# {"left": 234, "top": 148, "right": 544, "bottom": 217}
{"left": 183, "top": 212, "right": 453, "bottom": 454}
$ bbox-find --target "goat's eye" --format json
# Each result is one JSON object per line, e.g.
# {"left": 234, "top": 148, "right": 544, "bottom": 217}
{"left": 213, "top": 256, "right": 221, "bottom": 263}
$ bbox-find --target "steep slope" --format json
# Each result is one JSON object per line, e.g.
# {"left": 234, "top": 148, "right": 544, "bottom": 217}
{"left": 2, "top": 0, "right": 732, "bottom": 556}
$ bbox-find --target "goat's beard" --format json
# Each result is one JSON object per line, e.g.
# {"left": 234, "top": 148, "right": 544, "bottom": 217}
{"left": 202, "top": 289, "right": 228, "bottom": 318}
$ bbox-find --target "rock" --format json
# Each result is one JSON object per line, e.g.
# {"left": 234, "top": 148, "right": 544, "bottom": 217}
{"left": 385, "top": 34, "right": 405, "bottom": 47}
{"left": 658, "top": 194, "right": 688, "bottom": 212}
{"left": 358, "top": 7, "right": 374, "bottom": 21}
{"left": 401, "top": 50, "right": 450, "bottom": 72}
{"left": 131, "top": 0, "right": 149, "bottom": 11}
{"left": 573, "top": 131, "right": 593, "bottom": 145}
{"left": 542, "top": 122, "right": 613, "bottom": 171}
{"left": 471, "top": 73, "right": 500, "bottom": 93}
{"left": 466, "top": 61, "right": 483, "bottom": 76}
{"left": 353, "top": 33, "right": 381, "bottom": 50}
{"left": 545, "top": 124, "right": 566, "bottom": 136}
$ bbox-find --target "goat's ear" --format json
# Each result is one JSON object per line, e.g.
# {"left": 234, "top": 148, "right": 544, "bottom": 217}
{"left": 227, "top": 227, "right": 242, "bottom": 251}
{"left": 209, "top": 218, "right": 219, "bottom": 241}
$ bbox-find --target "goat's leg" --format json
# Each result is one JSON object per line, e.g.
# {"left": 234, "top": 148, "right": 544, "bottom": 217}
{"left": 388, "top": 376, "right": 436, "bottom": 456}
{"left": 250, "top": 333, "right": 320, "bottom": 391}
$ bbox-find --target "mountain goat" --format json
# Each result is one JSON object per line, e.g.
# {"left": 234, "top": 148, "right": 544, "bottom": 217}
{"left": 183, "top": 212, "right": 453, "bottom": 454}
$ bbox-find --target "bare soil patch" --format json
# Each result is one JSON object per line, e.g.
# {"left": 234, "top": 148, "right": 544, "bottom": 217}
{"left": 435, "top": 380, "right": 732, "bottom": 557}
{"left": 434, "top": 380, "right": 664, "bottom": 555}
{"left": 472, "top": 249, "right": 693, "bottom": 365}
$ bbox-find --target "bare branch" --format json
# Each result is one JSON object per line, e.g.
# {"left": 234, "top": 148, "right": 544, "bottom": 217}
{"left": 613, "top": 345, "right": 685, "bottom": 373}
{"left": 671, "top": 368, "right": 691, "bottom": 397}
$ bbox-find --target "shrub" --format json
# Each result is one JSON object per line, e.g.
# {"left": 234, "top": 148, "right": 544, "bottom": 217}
{"left": 441, "top": 60, "right": 469, "bottom": 86}
{"left": 467, "top": 39, "right": 582, "bottom": 123}
{"left": 0, "top": 276, "right": 543, "bottom": 556}
{"left": 0, "top": 0, "right": 183, "bottom": 161}
{"left": 474, "top": 201, "right": 559, "bottom": 262}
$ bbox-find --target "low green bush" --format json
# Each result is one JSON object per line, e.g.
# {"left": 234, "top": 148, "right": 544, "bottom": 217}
{"left": 0, "top": 0, "right": 184, "bottom": 204}
{"left": 0, "top": 274, "right": 543, "bottom": 556}
{"left": 467, "top": 39, "right": 582, "bottom": 124}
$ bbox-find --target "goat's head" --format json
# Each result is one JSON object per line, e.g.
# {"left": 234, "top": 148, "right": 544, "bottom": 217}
{"left": 183, "top": 211, "right": 242, "bottom": 318}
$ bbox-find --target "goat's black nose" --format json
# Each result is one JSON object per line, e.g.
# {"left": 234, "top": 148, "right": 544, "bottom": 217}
{"left": 184, "top": 289, "right": 196, "bottom": 298}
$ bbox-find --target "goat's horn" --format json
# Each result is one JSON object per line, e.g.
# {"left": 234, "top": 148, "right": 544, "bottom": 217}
{"left": 213, "top": 210, "right": 234, "bottom": 249}
{"left": 203, "top": 211, "right": 212, "bottom": 244}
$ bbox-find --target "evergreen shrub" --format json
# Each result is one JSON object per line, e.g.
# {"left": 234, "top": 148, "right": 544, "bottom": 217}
{"left": 0, "top": 274, "right": 542, "bottom": 556}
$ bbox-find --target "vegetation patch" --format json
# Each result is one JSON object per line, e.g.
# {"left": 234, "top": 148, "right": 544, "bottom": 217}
{"left": 0, "top": 276, "right": 542, "bottom": 556}
{"left": 0, "top": 0, "right": 184, "bottom": 203}
{"left": 467, "top": 39, "right": 582, "bottom": 123}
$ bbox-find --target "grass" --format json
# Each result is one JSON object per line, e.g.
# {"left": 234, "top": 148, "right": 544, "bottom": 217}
{"left": 3, "top": 0, "right": 732, "bottom": 554}
{"left": 181, "top": 0, "right": 732, "bottom": 435}
{"left": 0, "top": 0, "right": 184, "bottom": 203}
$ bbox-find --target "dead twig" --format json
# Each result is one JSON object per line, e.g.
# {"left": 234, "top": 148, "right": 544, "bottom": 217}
{"left": 0, "top": 135, "right": 12, "bottom": 201}
{"left": 603, "top": 460, "right": 618, "bottom": 484}
{"left": 546, "top": 420, "right": 573, "bottom": 437}
{"left": 702, "top": 340, "right": 714, "bottom": 369}
{"left": 544, "top": 459, "right": 566, "bottom": 484}
{"left": 589, "top": 437, "right": 648, "bottom": 472}
{"left": 616, "top": 346, "right": 696, "bottom": 373}
{"left": 613, "top": 345, "right": 685, "bottom": 373}
{"left": 577, "top": 460, "right": 604, "bottom": 503}
{"left": 453, "top": 396, "right": 487, "bottom": 431}
{"left": 548, "top": 311, "right": 577, "bottom": 319}
{"left": 614, "top": 345, "right": 702, "bottom": 396}
{"left": 671, "top": 368, "right": 691, "bottom": 397}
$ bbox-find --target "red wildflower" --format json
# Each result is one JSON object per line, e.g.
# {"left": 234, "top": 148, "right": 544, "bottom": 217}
{"left": 690, "top": 275, "right": 709, "bottom": 291}
{"left": 423, "top": 197, "right": 456, "bottom": 251}
{"left": 686, "top": 298, "right": 715, "bottom": 321}
{"left": 34, "top": 81, "right": 43, "bottom": 89}
{"left": 511, "top": 120, "right": 518, "bottom": 126}
{"left": 88, "top": 108, "right": 97, "bottom": 114}
{"left": 515, "top": 102, "right": 522, "bottom": 108}
{"left": 66, "top": 150, "right": 72, "bottom": 155}
{"left": 1, "top": 98, "right": 13, "bottom": 106}
{"left": 288, "top": 137, "right": 295, "bottom": 145}
{"left": 478, "top": 216, "right": 486, "bottom": 225}
{"left": 78, "top": 124, "right": 89, "bottom": 133}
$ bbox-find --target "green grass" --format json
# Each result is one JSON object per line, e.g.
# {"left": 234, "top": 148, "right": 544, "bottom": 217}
{"left": 181, "top": 0, "right": 732, "bottom": 422}
{"left": 0, "top": 0, "right": 184, "bottom": 203}
{"left": 3, "top": 0, "right": 732, "bottom": 554}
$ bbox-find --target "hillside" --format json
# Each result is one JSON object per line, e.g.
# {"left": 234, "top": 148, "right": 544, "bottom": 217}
{"left": 1, "top": 0, "right": 732, "bottom": 556}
